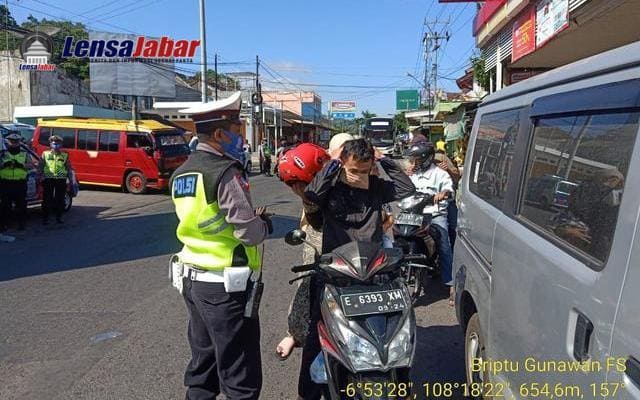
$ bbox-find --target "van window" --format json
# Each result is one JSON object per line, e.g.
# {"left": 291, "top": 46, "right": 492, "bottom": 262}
{"left": 38, "top": 127, "right": 51, "bottom": 145}
{"left": 154, "top": 131, "right": 189, "bottom": 157}
{"left": 49, "top": 128, "right": 75, "bottom": 148}
{"left": 126, "top": 134, "right": 152, "bottom": 148}
{"left": 77, "top": 130, "right": 98, "bottom": 150}
{"left": 519, "top": 111, "right": 640, "bottom": 264}
{"left": 469, "top": 109, "right": 522, "bottom": 210}
{"left": 99, "top": 131, "right": 120, "bottom": 152}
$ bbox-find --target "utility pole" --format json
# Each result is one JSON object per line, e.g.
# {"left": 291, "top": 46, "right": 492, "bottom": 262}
{"left": 423, "top": 19, "right": 450, "bottom": 117}
{"left": 198, "top": 0, "right": 208, "bottom": 103}
{"left": 214, "top": 53, "right": 218, "bottom": 100}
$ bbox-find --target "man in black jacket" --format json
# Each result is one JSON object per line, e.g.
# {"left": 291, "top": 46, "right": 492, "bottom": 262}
{"left": 296, "top": 138, "right": 415, "bottom": 399}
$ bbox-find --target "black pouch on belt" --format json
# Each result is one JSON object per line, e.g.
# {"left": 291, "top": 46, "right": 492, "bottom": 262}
{"left": 244, "top": 277, "right": 264, "bottom": 319}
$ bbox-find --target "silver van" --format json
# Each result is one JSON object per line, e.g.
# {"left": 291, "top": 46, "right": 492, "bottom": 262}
{"left": 455, "top": 41, "right": 640, "bottom": 399}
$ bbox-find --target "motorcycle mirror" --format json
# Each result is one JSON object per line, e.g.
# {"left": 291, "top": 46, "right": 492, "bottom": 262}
{"left": 285, "top": 229, "right": 307, "bottom": 246}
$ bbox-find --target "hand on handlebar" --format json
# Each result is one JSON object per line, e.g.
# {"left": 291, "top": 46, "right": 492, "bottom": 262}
{"left": 433, "top": 191, "right": 451, "bottom": 204}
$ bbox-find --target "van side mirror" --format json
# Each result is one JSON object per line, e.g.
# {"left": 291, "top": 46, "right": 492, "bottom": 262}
{"left": 285, "top": 229, "right": 307, "bottom": 246}
{"left": 143, "top": 146, "right": 153, "bottom": 156}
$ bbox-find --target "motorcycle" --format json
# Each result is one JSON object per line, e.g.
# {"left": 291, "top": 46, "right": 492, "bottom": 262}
{"left": 285, "top": 229, "right": 426, "bottom": 400}
{"left": 392, "top": 192, "right": 448, "bottom": 303}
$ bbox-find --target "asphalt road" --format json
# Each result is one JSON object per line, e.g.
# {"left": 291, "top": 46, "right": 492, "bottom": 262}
{"left": 0, "top": 173, "right": 464, "bottom": 400}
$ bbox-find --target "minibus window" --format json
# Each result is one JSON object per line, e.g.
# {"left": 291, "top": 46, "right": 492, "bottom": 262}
{"left": 77, "top": 130, "right": 98, "bottom": 150}
{"left": 99, "top": 131, "right": 120, "bottom": 152}
{"left": 469, "top": 109, "right": 522, "bottom": 210}
{"left": 520, "top": 111, "right": 640, "bottom": 265}
{"left": 52, "top": 128, "right": 76, "bottom": 148}
{"left": 38, "top": 128, "right": 51, "bottom": 145}
{"left": 127, "top": 134, "right": 153, "bottom": 148}
{"left": 154, "top": 131, "right": 189, "bottom": 157}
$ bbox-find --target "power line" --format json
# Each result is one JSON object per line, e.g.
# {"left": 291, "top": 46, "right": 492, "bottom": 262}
{"left": 77, "top": 0, "right": 128, "bottom": 17}
{"left": 93, "top": 0, "right": 167, "bottom": 23}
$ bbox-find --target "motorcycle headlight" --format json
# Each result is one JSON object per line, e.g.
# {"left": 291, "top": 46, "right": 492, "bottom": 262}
{"left": 337, "top": 321, "right": 383, "bottom": 371}
{"left": 323, "top": 289, "right": 383, "bottom": 371}
{"left": 387, "top": 315, "right": 413, "bottom": 367}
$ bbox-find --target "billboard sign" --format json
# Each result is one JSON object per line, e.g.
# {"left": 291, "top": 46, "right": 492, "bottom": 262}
{"left": 512, "top": 6, "right": 536, "bottom": 62}
{"left": 330, "top": 101, "right": 356, "bottom": 120}
{"left": 396, "top": 90, "right": 420, "bottom": 111}
{"left": 536, "top": 0, "right": 569, "bottom": 48}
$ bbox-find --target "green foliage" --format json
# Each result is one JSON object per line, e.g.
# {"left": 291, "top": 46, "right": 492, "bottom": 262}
{"left": 471, "top": 55, "right": 490, "bottom": 90}
{"left": 187, "top": 70, "right": 239, "bottom": 93}
{"left": 393, "top": 112, "right": 408, "bottom": 133}
{"left": 0, "top": 5, "right": 20, "bottom": 52}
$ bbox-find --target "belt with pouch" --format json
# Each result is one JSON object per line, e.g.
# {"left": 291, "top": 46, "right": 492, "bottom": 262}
{"left": 183, "top": 264, "right": 225, "bottom": 283}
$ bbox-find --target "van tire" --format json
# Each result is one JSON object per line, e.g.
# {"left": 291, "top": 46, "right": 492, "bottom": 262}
{"left": 125, "top": 171, "right": 147, "bottom": 194}
{"left": 465, "top": 313, "right": 488, "bottom": 399}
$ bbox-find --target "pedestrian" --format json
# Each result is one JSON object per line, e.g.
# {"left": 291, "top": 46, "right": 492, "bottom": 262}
{"left": 261, "top": 139, "right": 272, "bottom": 176}
{"left": 258, "top": 138, "right": 266, "bottom": 174}
{"left": 274, "top": 134, "right": 352, "bottom": 362}
{"left": 0, "top": 133, "right": 31, "bottom": 231}
{"left": 171, "top": 92, "right": 272, "bottom": 400}
{"left": 300, "top": 138, "right": 415, "bottom": 399}
{"left": 40, "top": 135, "right": 73, "bottom": 225}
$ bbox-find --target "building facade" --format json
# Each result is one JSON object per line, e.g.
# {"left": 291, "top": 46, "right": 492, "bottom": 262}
{"left": 471, "top": 0, "right": 639, "bottom": 93}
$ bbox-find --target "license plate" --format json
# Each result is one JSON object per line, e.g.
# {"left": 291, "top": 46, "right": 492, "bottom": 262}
{"left": 340, "top": 289, "right": 407, "bottom": 317}
{"left": 395, "top": 213, "right": 423, "bottom": 226}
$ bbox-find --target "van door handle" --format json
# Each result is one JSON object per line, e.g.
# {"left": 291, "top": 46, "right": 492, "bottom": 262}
{"left": 625, "top": 357, "right": 640, "bottom": 388}
{"left": 573, "top": 312, "right": 593, "bottom": 362}
{"left": 125, "top": 160, "right": 132, "bottom": 165}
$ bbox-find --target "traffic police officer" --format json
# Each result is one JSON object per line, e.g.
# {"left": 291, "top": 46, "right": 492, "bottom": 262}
{"left": 0, "top": 133, "right": 30, "bottom": 231}
{"left": 41, "top": 135, "right": 73, "bottom": 224}
{"left": 171, "top": 92, "right": 272, "bottom": 400}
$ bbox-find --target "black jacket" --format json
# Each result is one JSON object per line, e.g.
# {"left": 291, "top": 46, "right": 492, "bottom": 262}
{"left": 304, "top": 157, "right": 415, "bottom": 253}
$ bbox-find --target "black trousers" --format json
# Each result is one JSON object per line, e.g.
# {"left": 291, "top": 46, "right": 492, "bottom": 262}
{"left": 298, "top": 276, "right": 326, "bottom": 399}
{"left": 183, "top": 279, "right": 262, "bottom": 400}
{"left": 43, "top": 178, "right": 67, "bottom": 219}
{"left": 0, "top": 179, "right": 27, "bottom": 228}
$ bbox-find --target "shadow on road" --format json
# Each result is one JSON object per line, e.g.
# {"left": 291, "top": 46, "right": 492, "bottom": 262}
{"left": 411, "top": 324, "right": 466, "bottom": 399}
{"left": 414, "top": 276, "right": 451, "bottom": 308}
{"left": 0, "top": 205, "right": 180, "bottom": 281}
{"left": 270, "top": 215, "right": 302, "bottom": 239}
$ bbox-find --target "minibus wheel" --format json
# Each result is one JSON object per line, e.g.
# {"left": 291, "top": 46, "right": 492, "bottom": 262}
{"left": 125, "top": 171, "right": 147, "bottom": 194}
{"left": 465, "top": 313, "right": 488, "bottom": 399}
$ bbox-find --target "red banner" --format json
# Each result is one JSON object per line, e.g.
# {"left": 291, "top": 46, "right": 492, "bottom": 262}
{"left": 512, "top": 6, "right": 536, "bottom": 62}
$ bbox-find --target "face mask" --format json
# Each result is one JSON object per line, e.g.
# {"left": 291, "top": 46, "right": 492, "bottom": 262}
{"left": 220, "top": 130, "right": 245, "bottom": 165}
{"left": 51, "top": 143, "right": 61, "bottom": 150}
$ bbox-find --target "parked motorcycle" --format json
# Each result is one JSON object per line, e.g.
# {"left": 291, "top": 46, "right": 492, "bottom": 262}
{"left": 392, "top": 192, "right": 448, "bottom": 302}
{"left": 285, "top": 229, "right": 425, "bottom": 400}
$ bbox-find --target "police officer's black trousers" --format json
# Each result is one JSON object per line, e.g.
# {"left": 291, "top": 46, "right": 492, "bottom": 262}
{"left": 183, "top": 279, "right": 262, "bottom": 400}
{"left": 0, "top": 179, "right": 27, "bottom": 229}
{"left": 43, "top": 178, "right": 67, "bottom": 220}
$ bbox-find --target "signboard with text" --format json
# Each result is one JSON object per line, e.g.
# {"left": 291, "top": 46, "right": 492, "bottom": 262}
{"left": 512, "top": 6, "right": 536, "bottom": 62}
{"left": 330, "top": 101, "right": 357, "bottom": 120}
{"left": 536, "top": 0, "right": 569, "bottom": 48}
{"left": 396, "top": 90, "right": 420, "bottom": 111}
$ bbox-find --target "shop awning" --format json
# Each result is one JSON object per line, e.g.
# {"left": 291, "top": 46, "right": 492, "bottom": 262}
{"left": 434, "top": 101, "right": 463, "bottom": 121}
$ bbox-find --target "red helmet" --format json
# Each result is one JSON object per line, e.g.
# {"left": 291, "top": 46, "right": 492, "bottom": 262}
{"left": 278, "top": 143, "right": 329, "bottom": 184}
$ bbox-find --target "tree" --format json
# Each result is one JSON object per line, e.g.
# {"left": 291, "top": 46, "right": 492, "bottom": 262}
{"left": 0, "top": 5, "right": 20, "bottom": 52}
{"left": 393, "top": 111, "right": 408, "bottom": 133}
{"left": 21, "top": 17, "right": 90, "bottom": 79}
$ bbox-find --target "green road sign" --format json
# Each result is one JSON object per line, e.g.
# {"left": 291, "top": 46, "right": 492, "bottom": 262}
{"left": 396, "top": 90, "right": 420, "bottom": 111}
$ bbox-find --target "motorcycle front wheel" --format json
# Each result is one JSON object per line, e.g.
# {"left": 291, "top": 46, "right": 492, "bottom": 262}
{"left": 403, "top": 264, "right": 424, "bottom": 304}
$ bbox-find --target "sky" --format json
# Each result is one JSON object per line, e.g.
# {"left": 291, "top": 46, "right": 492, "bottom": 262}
{"left": 8, "top": 0, "right": 478, "bottom": 116}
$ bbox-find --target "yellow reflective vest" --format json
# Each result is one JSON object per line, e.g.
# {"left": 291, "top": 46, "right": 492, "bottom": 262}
{"left": 0, "top": 151, "right": 28, "bottom": 180}
{"left": 42, "top": 151, "right": 69, "bottom": 179}
{"left": 171, "top": 158, "right": 260, "bottom": 271}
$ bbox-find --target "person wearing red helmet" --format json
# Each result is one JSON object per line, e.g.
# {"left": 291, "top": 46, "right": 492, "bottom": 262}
{"left": 275, "top": 142, "right": 330, "bottom": 363}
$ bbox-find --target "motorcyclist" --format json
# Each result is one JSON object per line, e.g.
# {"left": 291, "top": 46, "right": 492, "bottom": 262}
{"left": 404, "top": 141, "right": 455, "bottom": 306}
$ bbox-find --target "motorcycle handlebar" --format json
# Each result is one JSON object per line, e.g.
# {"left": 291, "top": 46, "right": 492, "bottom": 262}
{"left": 291, "top": 263, "right": 316, "bottom": 273}
{"left": 403, "top": 254, "right": 428, "bottom": 262}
